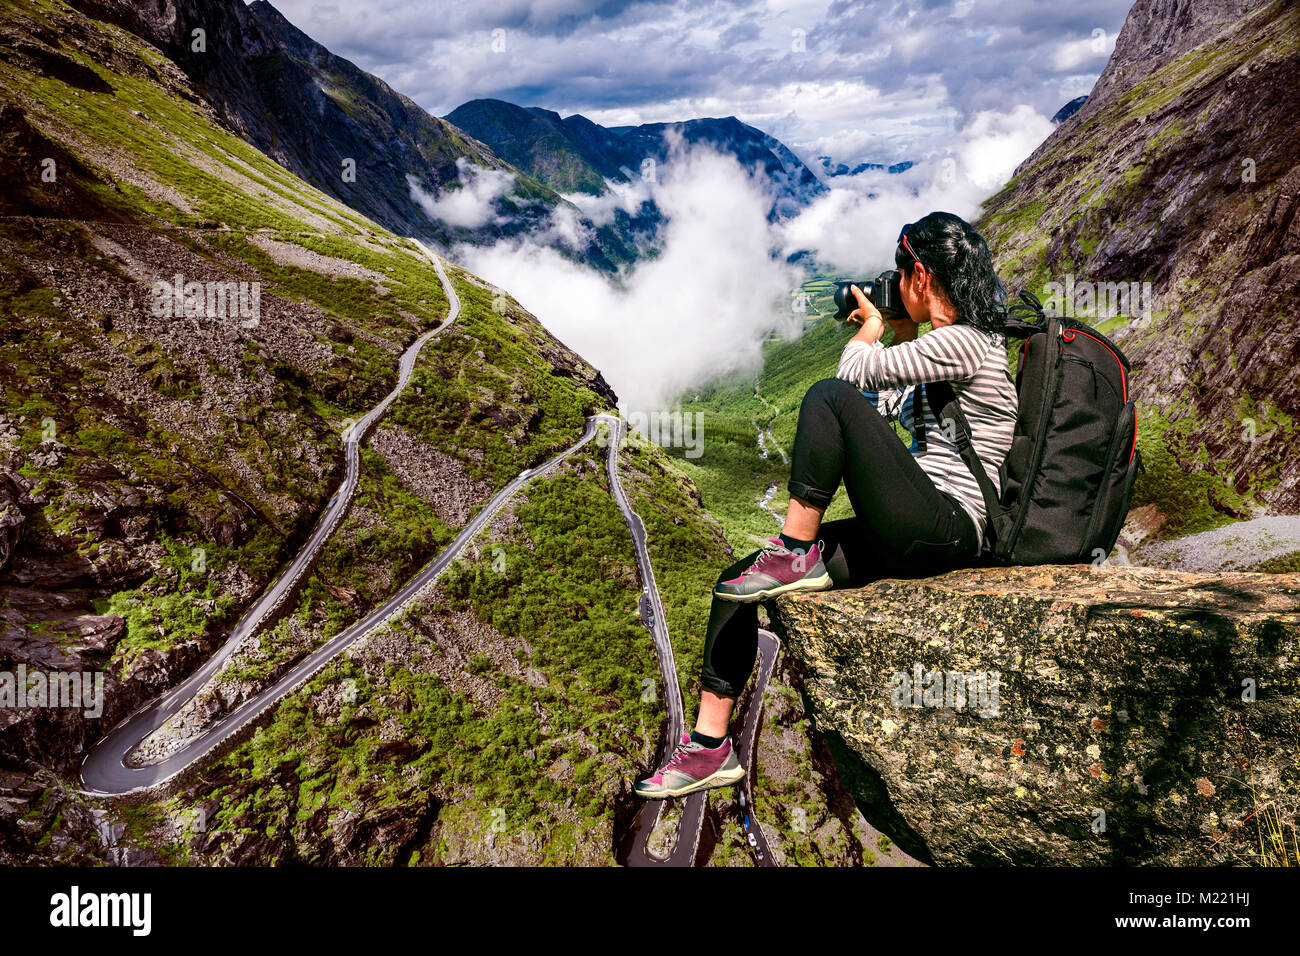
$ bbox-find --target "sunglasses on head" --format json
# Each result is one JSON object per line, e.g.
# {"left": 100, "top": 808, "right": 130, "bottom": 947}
{"left": 898, "top": 223, "right": 922, "bottom": 269}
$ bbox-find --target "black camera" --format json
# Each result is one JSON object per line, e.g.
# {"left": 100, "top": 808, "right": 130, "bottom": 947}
{"left": 833, "top": 271, "right": 908, "bottom": 321}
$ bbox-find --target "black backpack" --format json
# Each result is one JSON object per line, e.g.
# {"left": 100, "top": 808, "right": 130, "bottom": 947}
{"left": 924, "top": 291, "right": 1143, "bottom": 565}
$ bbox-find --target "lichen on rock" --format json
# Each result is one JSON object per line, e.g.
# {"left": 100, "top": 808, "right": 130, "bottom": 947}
{"left": 769, "top": 564, "right": 1300, "bottom": 865}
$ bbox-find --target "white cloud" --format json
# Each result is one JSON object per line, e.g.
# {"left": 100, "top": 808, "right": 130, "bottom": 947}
{"left": 581, "top": 77, "right": 958, "bottom": 168}
{"left": 1052, "top": 32, "right": 1115, "bottom": 71}
{"left": 776, "top": 105, "right": 1055, "bottom": 273}
{"left": 953, "top": 105, "right": 1056, "bottom": 189}
{"left": 560, "top": 176, "right": 655, "bottom": 227}
{"left": 455, "top": 140, "right": 803, "bottom": 411}
{"left": 266, "top": 0, "right": 1133, "bottom": 164}
{"left": 407, "top": 158, "right": 516, "bottom": 229}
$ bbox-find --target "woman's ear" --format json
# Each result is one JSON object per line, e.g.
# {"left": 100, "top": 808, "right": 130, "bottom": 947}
{"left": 914, "top": 263, "right": 930, "bottom": 293}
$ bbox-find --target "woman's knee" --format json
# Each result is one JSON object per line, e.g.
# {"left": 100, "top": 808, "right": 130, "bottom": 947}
{"left": 802, "top": 376, "right": 857, "bottom": 410}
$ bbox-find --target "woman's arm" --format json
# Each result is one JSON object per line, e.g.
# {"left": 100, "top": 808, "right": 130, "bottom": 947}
{"left": 837, "top": 324, "right": 992, "bottom": 391}
{"left": 836, "top": 340, "right": 905, "bottom": 419}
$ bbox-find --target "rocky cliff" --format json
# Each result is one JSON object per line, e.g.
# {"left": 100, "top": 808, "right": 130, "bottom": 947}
{"left": 771, "top": 565, "right": 1300, "bottom": 865}
{"left": 60, "top": 0, "right": 641, "bottom": 269}
{"left": 977, "top": 0, "right": 1300, "bottom": 538}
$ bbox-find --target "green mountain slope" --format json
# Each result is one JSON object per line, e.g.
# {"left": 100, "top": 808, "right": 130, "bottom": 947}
{"left": 0, "top": 0, "right": 877, "bottom": 867}
{"left": 60, "top": 0, "right": 553, "bottom": 240}
{"left": 0, "top": 0, "right": 615, "bottom": 859}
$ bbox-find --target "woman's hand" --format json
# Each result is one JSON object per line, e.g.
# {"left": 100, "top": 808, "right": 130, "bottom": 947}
{"left": 846, "top": 284, "right": 885, "bottom": 344}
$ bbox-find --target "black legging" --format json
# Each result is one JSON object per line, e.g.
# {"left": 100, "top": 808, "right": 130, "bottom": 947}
{"left": 700, "top": 377, "right": 980, "bottom": 699}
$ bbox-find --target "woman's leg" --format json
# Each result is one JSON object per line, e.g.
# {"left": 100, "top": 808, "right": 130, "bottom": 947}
{"left": 635, "top": 509, "right": 960, "bottom": 798}
{"left": 718, "top": 377, "right": 978, "bottom": 603}
{"left": 787, "top": 377, "right": 977, "bottom": 565}
{"left": 642, "top": 377, "right": 978, "bottom": 797}
{"left": 782, "top": 497, "right": 823, "bottom": 541}
{"left": 697, "top": 551, "right": 763, "bottom": 714}
{"left": 695, "top": 517, "right": 887, "bottom": 733}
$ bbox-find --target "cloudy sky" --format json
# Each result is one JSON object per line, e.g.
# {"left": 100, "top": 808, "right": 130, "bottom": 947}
{"left": 262, "top": 0, "right": 1134, "bottom": 165}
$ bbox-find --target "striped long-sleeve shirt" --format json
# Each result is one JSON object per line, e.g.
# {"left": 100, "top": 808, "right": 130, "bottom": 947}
{"left": 836, "top": 323, "right": 1018, "bottom": 551}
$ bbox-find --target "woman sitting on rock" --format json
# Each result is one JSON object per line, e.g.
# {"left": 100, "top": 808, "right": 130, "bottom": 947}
{"left": 635, "top": 210, "right": 1020, "bottom": 799}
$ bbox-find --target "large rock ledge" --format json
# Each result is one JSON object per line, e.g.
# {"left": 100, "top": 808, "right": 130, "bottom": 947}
{"left": 769, "top": 565, "right": 1300, "bottom": 865}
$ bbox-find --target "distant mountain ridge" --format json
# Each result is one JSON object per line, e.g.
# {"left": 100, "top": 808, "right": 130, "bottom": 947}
{"left": 816, "top": 157, "right": 915, "bottom": 177}
{"left": 1050, "top": 95, "right": 1089, "bottom": 124}
{"left": 446, "top": 98, "right": 827, "bottom": 218}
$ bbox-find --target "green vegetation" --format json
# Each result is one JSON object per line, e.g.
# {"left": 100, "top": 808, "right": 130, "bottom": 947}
{"left": 313, "top": 447, "right": 452, "bottom": 600}
{"left": 1129, "top": 411, "right": 1251, "bottom": 539}
{"left": 982, "top": 200, "right": 1045, "bottom": 240}
{"left": 390, "top": 272, "right": 605, "bottom": 486}
{"left": 1246, "top": 551, "right": 1300, "bottom": 574}
{"left": 0, "top": 0, "right": 667, "bottom": 867}
{"left": 220, "top": 446, "right": 453, "bottom": 686}
{"left": 441, "top": 460, "right": 650, "bottom": 707}
{"left": 750, "top": 681, "right": 852, "bottom": 866}
{"left": 117, "top": 802, "right": 190, "bottom": 866}
{"left": 0, "top": 0, "right": 485, "bottom": 694}
{"left": 95, "top": 528, "right": 279, "bottom": 661}
{"left": 203, "top": 456, "right": 660, "bottom": 863}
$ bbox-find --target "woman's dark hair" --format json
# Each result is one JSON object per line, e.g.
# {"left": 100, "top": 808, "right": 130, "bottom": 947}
{"left": 894, "top": 211, "right": 1006, "bottom": 336}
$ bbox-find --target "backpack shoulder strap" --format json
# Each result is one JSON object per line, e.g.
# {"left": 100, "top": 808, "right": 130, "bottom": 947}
{"left": 914, "top": 384, "right": 928, "bottom": 453}
{"left": 1002, "top": 292, "right": 1049, "bottom": 340}
{"left": 924, "top": 380, "right": 1005, "bottom": 541}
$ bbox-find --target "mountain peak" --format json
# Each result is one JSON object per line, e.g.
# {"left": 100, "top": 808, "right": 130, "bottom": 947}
{"left": 1084, "top": 0, "right": 1275, "bottom": 111}
{"left": 446, "top": 99, "right": 827, "bottom": 212}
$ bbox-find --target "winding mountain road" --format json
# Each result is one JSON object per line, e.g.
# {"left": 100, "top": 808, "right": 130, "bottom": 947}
{"left": 80, "top": 242, "right": 779, "bottom": 865}
{"left": 606, "top": 413, "right": 777, "bottom": 867}
{"left": 82, "top": 238, "right": 463, "bottom": 795}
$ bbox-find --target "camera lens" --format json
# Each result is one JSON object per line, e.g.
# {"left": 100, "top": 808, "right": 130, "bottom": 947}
{"left": 833, "top": 280, "right": 874, "bottom": 320}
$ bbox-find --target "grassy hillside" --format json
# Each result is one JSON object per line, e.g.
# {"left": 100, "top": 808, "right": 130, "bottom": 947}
{"left": 0, "top": 0, "right": 644, "bottom": 864}
{"left": 0, "top": 0, "right": 879, "bottom": 868}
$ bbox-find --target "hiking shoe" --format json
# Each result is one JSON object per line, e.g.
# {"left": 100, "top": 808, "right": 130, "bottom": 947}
{"left": 633, "top": 732, "right": 747, "bottom": 800}
{"left": 713, "top": 537, "right": 832, "bottom": 602}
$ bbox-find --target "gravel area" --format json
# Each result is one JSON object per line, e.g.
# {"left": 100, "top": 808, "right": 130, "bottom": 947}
{"left": 1131, "top": 515, "right": 1300, "bottom": 572}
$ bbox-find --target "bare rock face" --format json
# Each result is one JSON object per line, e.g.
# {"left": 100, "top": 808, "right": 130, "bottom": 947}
{"left": 1084, "top": 0, "right": 1273, "bottom": 110}
{"left": 769, "top": 565, "right": 1300, "bottom": 865}
{"left": 0, "top": 474, "right": 25, "bottom": 574}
